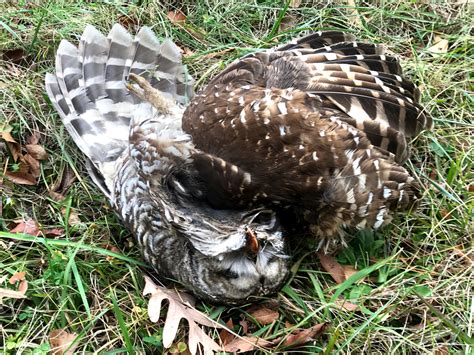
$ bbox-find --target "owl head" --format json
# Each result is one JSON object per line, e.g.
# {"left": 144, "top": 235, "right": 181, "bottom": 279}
{"left": 168, "top": 205, "right": 291, "bottom": 305}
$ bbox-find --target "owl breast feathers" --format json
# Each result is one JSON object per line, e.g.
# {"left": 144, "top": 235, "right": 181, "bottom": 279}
{"left": 45, "top": 25, "right": 430, "bottom": 304}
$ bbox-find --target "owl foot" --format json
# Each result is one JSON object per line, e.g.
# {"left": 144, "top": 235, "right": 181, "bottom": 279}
{"left": 127, "top": 73, "right": 173, "bottom": 114}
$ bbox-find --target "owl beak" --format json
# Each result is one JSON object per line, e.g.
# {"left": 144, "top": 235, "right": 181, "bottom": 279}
{"left": 245, "top": 227, "right": 260, "bottom": 254}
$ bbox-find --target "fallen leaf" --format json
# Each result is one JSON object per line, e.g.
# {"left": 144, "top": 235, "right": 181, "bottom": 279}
{"left": 219, "top": 319, "right": 235, "bottom": 346}
{"left": 10, "top": 219, "right": 40, "bottom": 236}
{"left": 0, "top": 131, "right": 17, "bottom": 143}
{"left": 224, "top": 336, "right": 271, "bottom": 353}
{"left": 49, "top": 329, "right": 78, "bottom": 355}
{"left": 224, "top": 323, "right": 327, "bottom": 352}
{"left": 62, "top": 208, "right": 81, "bottom": 227}
{"left": 239, "top": 317, "right": 249, "bottom": 334}
{"left": 27, "top": 132, "right": 40, "bottom": 145}
{"left": 167, "top": 10, "right": 186, "bottom": 24}
{"left": 248, "top": 306, "right": 279, "bottom": 325}
{"left": 0, "top": 286, "right": 27, "bottom": 303}
{"left": 468, "top": 184, "right": 474, "bottom": 193}
{"left": 4, "top": 140, "right": 21, "bottom": 162}
{"left": 317, "top": 252, "right": 346, "bottom": 284}
{"left": 143, "top": 276, "right": 223, "bottom": 354}
{"left": 22, "top": 153, "right": 40, "bottom": 177}
{"left": 281, "top": 323, "right": 327, "bottom": 347}
{"left": 342, "top": 265, "right": 359, "bottom": 279}
{"left": 9, "top": 272, "right": 26, "bottom": 284}
{"left": 428, "top": 35, "right": 449, "bottom": 54}
{"left": 49, "top": 165, "right": 76, "bottom": 201}
{"left": 0, "top": 274, "right": 28, "bottom": 304}
{"left": 334, "top": 297, "right": 359, "bottom": 311}
{"left": 25, "top": 144, "right": 48, "bottom": 160}
{"left": 18, "top": 280, "right": 28, "bottom": 293}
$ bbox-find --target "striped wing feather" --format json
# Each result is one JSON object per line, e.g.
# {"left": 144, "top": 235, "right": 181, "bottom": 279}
{"left": 183, "top": 31, "right": 429, "bottom": 238}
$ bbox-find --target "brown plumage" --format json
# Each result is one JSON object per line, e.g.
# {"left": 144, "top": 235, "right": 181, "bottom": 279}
{"left": 182, "top": 31, "right": 431, "bottom": 249}
{"left": 45, "top": 25, "right": 429, "bottom": 304}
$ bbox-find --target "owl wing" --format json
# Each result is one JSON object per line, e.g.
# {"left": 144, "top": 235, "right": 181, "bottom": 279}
{"left": 181, "top": 31, "right": 430, "bottom": 236}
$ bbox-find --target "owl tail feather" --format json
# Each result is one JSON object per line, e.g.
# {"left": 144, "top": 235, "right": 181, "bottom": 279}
{"left": 45, "top": 24, "right": 194, "bottom": 197}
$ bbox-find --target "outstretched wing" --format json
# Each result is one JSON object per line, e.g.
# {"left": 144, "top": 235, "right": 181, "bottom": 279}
{"left": 181, "top": 31, "right": 429, "bottom": 236}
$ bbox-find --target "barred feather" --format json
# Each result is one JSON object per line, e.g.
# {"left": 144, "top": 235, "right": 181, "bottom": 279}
{"left": 183, "top": 31, "right": 430, "bottom": 247}
{"left": 45, "top": 24, "right": 194, "bottom": 195}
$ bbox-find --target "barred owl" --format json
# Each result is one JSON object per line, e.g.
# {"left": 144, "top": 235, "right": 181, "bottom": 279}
{"left": 45, "top": 24, "right": 429, "bottom": 304}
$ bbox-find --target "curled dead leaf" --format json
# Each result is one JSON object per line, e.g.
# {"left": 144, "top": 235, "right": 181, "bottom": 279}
{"left": 334, "top": 297, "right": 359, "bottom": 312}
{"left": 219, "top": 319, "right": 236, "bottom": 346}
{"left": 10, "top": 219, "right": 40, "bottom": 236}
{"left": 49, "top": 329, "right": 78, "bottom": 355}
{"left": 25, "top": 144, "right": 48, "bottom": 160}
{"left": 224, "top": 323, "right": 327, "bottom": 352}
{"left": 317, "top": 252, "right": 346, "bottom": 284}
{"left": 224, "top": 336, "right": 271, "bottom": 353}
{"left": 248, "top": 306, "right": 279, "bottom": 325}
{"left": 167, "top": 10, "right": 186, "bottom": 24}
{"left": 0, "top": 131, "right": 17, "bottom": 143}
{"left": 9, "top": 271, "right": 26, "bottom": 284}
{"left": 0, "top": 275, "right": 28, "bottom": 304}
{"left": 427, "top": 36, "right": 449, "bottom": 54}
{"left": 143, "top": 276, "right": 223, "bottom": 354}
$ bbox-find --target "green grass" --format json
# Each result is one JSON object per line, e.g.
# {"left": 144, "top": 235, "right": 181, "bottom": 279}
{"left": 1, "top": 0, "right": 473, "bottom": 353}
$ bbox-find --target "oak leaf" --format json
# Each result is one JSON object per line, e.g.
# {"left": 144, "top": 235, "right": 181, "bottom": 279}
{"left": 143, "top": 276, "right": 223, "bottom": 355}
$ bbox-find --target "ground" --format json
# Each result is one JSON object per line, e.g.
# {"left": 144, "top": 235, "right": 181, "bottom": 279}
{"left": 0, "top": 1, "right": 472, "bottom": 354}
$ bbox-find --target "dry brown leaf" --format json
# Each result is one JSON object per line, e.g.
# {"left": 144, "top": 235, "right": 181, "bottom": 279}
{"left": 143, "top": 276, "right": 223, "bottom": 355}
{"left": 10, "top": 219, "right": 40, "bottom": 236}
{"left": 25, "top": 144, "right": 48, "bottom": 160}
{"left": 281, "top": 323, "right": 327, "bottom": 347}
{"left": 22, "top": 154, "right": 41, "bottom": 177}
{"left": 0, "top": 286, "right": 27, "bottom": 303}
{"left": 342, "top": 265, "right": 359, "bottom": 279}
{"left": 18, "top": 280, "right": 28, "bottom": 293}
{"left": 224, "top": 336, "right": 271, "bottom": 353}
{"left": 249, "top": 306, "right": 279, "bottom": 325}
{"left": 167, "top": 10, "right": 186, "bottom": 24}
{"left": 317, "top": 252, "right": 346, "bottom": 284}
{"left": 9, "top": 271, "right": 26, "bottom": 284}
{"left": 4, "top": 141, "right": 21, "bottom": 162}
{"left": 334, "top": 297, "right": 359, "bottom": 311}
{"left": 0, "top": 275, "right": 28, "bottom": 304}
{"left": 4, "top": 170, "right": 37, "bottom": 185}
{"left": 62, "top": 208, "right": 81, "bottom": 227}
{"left": 224, "top": 323, "right": 327, "bottom": 352}
{"left": 239, "top": 317, "right": 249, "bottom": 334}
{"left": 0, "top": 131, "right": 17, "bottom": 143}
{"left": 49, "top": 329, "right": 78, "bottom": 355}
{"left": 428, "top": 35, "right": 449, "bottom": 54}
{"left": 219, "top": 319, "right": 235, "bottom": 346}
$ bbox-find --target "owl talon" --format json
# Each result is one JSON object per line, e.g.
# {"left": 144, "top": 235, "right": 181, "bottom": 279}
{"left": 127, "top": 73, "right": 173, "bottom": 114}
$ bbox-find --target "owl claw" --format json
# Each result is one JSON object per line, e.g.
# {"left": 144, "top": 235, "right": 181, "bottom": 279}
{"left": 127, "top": 73, "right": 173, "bottom": 114}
